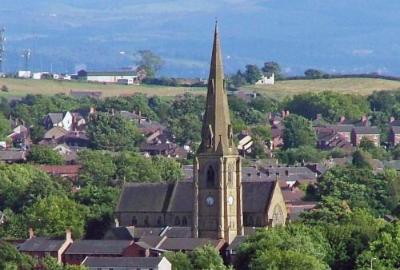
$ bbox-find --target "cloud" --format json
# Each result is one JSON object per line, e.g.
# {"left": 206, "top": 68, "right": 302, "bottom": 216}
{"left": 352, "top": 49, "right": 374, "bottom": 56}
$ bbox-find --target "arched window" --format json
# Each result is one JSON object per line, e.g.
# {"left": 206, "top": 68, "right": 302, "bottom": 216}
{"left": 207, "top": 166, "right": 215, "bottom": 188}
{"left": 157, "top": 216, "right": 162, "bottom": 226}
{"left": 182, "top": 216, "right": 188, "bottom": 226}
{"left": 131, "top": 216, "right": 137, "bottom": 226}
{"left": 248, "top": 216, "right": 254, "bottom": 227}
{"left": 255, "top": 216, "right": 262, "bottom": 227}
{"left": 175, "top": 216, "right": 181, "bottom": 226}
{"left": 272, "top": 205, "right": 284, "bottom": 227}
{"left": 144, "top": 216, "right": 149, "bottom": 226}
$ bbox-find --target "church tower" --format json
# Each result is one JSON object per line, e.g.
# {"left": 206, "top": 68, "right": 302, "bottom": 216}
{"left": 193, "top": 23, "right": 244, "bottom": 243}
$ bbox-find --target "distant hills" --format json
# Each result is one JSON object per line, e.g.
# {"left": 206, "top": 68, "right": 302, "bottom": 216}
{"left": 1, "top": 0, "right": 400, "bottom": 77}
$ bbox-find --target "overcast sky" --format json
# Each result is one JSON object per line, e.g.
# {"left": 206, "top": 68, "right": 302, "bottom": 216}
{"left": 1, "top": 0, "right": 400, "bottom": 76}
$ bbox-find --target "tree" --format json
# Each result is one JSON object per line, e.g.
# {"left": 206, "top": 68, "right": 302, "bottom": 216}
{"left": 87, "top": 112, "right": 143, "bottom": 151}
{"left": 25, "top": 195, "right": 88, "bottom": 239}
{"left": 165, "top": 251, "right": 193, "bottom": 270}
{"left": 262, "top": 61, "right": 282, "bottom": 78}
{"left": 304, "top": 69, "right": 325, "bottom": 79}
{"left": 248, "top": 95, "right": 278, "bottom": 113}
{"left": 168, "top": 113, "right": 202, "bottom": 145}
{"left": 229, "top": 70, "right": 247, "bottom": 88}
{"left": 0, "top": 112, "right": 10, "bottom": 140}
{"left": 152, "top": 156, "right": 183, "bottom": 181}
{"left": 277, "top": 146, "right": 328, "bottom": 165}
{"left": 282, "top": 114, "right": 316, "bottom": 149}
{"left": 28, "top": 145, "right": 64, "bottom": 165}
{"left": 251, "top": 125, "right": 272, "bottom": 142}
{"left": 352, "top": 150, "right": 373, "bottom": 169}
{"left": 115, "top": 152, "right": 161, "bottom": 182}
{"left": 244, "top": 65, "right": 262, "bottom": 84}
{"left": 236, "top": 225, "right": 331, "bottom": 270}
{"left": 190, "top": 245, "right": 229, "bottom": 270}
{"left": 78, "top": 150, "right": 117, "bottom": 186}
{"left": 136, "top": 50, "right": 164, "bottom": 78}
{"left": 0, "top": 241, "right": 35, "bottom": 270}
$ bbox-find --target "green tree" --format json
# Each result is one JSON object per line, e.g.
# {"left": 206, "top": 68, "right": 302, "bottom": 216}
{"left": 248, "top": 95, "right": 278, "bottom": 113}
{"left": 115, "top": 152, "right": 161, "bottom": 182}
{"left": 28, "top": 145, "right": 64, "bottom": 165}
{"left": 168, "top": 114, "right": 202, "bottom": 145}
{"left": 78, "top": 150, "right": 117, "bottom": 186}
{"left": 251, "top": 125, "right": 272, "bottom": 142}
{"left": 25, "top": 195, "right": 88, "bottom": 238}
{"left": 236, "top": 225, "right": 331, "bottom": 270}
{"left": 352, "top": 150, "right": 373, "bottom": 169}
{"left": 165, "top": 251, "right": 193, "bottom": 270}
{"left": 136, "top": 50, "right": 164, "bottom": 78}
{"left": 229, "top": 70, "right": 247, "bottom": 88}
{"left": 244, "top": 64, "right": 262, "bottom": 84}
{"left": 282, "top": 114, "right": 316, "bottom": 149}
{"left": 262, "top": 61, "right": 282, "bottom": 78}
{"left": 0, "top": 112, "right": 10, "bottom": 140}
{"left": 190, "top": 245, "right": 228, "bottom": 270}
{"left": 304, "top": 69, "right": 325, "bottom": 79}
{"left": 152, "top": 156, "right": 183, "bottom": 181}
{"left": 277, "top": 146, "right": 328, "bottom": 165}
{"left": 87, "top": 112, "right": 143, "bottom": 151}
{"left": 0, "top": 241, "right": 36, "bottom": 270}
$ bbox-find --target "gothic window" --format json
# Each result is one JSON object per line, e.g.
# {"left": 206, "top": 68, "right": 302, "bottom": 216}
{"left": 228, "top": 164, "right": 234, "bottom": 187}
{"left": 175, "top": 216, "right": 181, "bottom": 226}
{"left": 182, "top": 216, "right": 188, "bottom": 226}
{"left": 272, "top": 205, "right": 284, "bottom": 227}
{"left": 157, "top": 216, "right": 162, "bottom": 226}
{"left": 144, "top": 216, "right": 149, "bottom": 226}
{"left": 207, "top": 166, "right": 215, "bottom": 188}
{"left": 255, "top": 216, "right": 262, "bottom": 227}
{"left": 248, "top": 216, "right": 254, "bottom": 227}
{"left": 131, "top": 216, "right": 137, "bottom": 226}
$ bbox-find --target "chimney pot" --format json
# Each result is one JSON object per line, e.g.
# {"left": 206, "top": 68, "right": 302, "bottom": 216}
{"left": 65, "top": 228, "right": 72, "bottom": 242}
{"left": 28, "top": 228, "right": 35, "bottom": 239}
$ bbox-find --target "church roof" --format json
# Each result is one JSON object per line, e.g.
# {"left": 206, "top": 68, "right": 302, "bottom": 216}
{"left": 116, "top": 179, "right": 277, "bottom": 216}
{"left": 242, "top": 181, "right": 276, "bottom": 213}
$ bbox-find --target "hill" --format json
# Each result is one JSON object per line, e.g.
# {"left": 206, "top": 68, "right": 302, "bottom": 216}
{"left": 1, "top": 77, "right": 400, "bottom": 99}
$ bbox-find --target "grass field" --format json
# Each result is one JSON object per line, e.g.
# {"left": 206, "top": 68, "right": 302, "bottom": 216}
{"left": 1, "top": 77, "right": 400, "bottom": 99}
{"left": 243, "top": 78, "right": 400, "bottom": 99}
{"left": 0, "top": 78, "right": 204, "bottom": 98}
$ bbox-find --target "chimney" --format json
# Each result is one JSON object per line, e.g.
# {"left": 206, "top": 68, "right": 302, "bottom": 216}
{"left": 361, "top": 115, "right": 367, "bottom": 124}
{"left": 339, "top": 116, "right": 346, "bottom": 123}
{"left": 65, "top": 229, "right": 72, "bottom": 242}
{"left": 114, "top": 218, "right": 120, "bottom": 228}
{"left": 28, "top": 228, "right": 35, "bottom": 239}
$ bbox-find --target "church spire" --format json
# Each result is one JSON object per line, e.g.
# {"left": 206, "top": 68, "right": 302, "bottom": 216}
{"left": 198, "top": 22, "right": 236, "bottom": 155}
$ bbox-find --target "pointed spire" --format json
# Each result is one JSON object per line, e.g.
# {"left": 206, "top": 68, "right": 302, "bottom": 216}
{"left": 198, "top": 23, "right": 237, "bottom": 155}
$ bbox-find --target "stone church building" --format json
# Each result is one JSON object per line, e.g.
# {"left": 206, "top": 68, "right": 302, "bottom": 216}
{"left": 115, "top": 25, "right": 287, "bottom": 244}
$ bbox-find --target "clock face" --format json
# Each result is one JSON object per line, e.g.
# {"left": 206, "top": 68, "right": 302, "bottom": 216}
{"left": 206, "top": 196, "right": 215, "bottom": 206}
{"left": 228, "top": 196, "right": 234, "bottom": 205}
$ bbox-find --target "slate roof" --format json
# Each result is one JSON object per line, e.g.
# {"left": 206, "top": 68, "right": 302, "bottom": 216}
{"left": 103, "top": 226, "right": 135, "bottom": 240}
{"left": 18, "top": 237, "right": 65, "bottom": 252}
{"left": 160, "top": 226, "right": 192, "bottom": 238}
{"left": 391, "top": 126, "right": 400, "bottom": 134}
{"left": 138, "top": 235, "right": 165, "bottom": 248}
{"left": 158, "top": 238, "right": 222, "bottom": 251}
{"left": 0, "top": 150, "right": 26, "bottom": 162}
{"left": 47, "top": 113, "right": 64, "bottom": 125}
{"left": 83, "top": 257, "right": 164, "bottom": 268}
{"left": 384, "top": 160, "right": 400, "bottom": 170}
{"left": 242, "top": 181, "right": 275, "bottom": 213}
{"left": 353, "top": 126, "right": 380, "bottom": 134}
{"left": 43, "top": 127, "right": 68, "bottom": 140}
{"left": 65, "top": 240, "right": 132, "bottom": 255}
{"left": 328, "top": 124, "right": 354, "bottom": 133}
{"left": 227, "top": 235, "right": 247, "bottom": 251}
{"left": 167, "top": 181, "right": 193, "bottom": 212}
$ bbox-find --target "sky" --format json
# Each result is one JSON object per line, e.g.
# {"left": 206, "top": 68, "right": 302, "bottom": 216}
{"left": 1, "top": 0, "right": 400, "bottom": 77}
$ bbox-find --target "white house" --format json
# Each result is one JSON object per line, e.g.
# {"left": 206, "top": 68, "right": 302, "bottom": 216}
{"left": 86, "top": 71, "right": 139, "bottom": 84}
{"left": 255, "top": 73, "right": 275, "bottom": 85}
{"left": 17, "top": 71, "right": 32, "bottom": 79}
{"left": 43, "top": 111, "right": 73, "bottom": 131}
{"left": 82, "top": 256, "right": 172, "bottom": 270}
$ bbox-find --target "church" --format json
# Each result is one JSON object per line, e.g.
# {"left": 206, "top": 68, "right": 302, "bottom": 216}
{"left": 115, "top": 24, "right": 287, "bottom": 244}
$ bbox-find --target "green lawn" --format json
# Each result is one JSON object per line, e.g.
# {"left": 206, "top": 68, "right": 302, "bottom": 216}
{"left": 1, "top": 77, "right": 400, "bottom": 99}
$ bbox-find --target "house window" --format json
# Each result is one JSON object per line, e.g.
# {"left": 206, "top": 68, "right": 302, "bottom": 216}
{"left": 144, "top": 216, "right": 149, "bottom": 226}
{"left": 175, "top": 216, "right": 181, "bottom": 226}
{"left": 182, "top": 216, "right": 188, "bottom": 226}
{"left": 131, "top": 216, "right": 137, "bottom": 226}
{"left": 207, "top": 166, "right": 215, "bottom": 188}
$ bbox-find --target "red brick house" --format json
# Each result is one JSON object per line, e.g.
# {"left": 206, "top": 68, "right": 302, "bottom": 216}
{"left": 64, "top": 240, "right": 153, "bottom": 265}
{"left": 351, "top": 126, "right": 381, "bottom": 146}
{"left": 39, "top": 165, "right": 81, "bottom": 183}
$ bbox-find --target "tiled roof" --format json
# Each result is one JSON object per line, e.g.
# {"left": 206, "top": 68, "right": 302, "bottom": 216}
{"left": 242, "top": 181, "right": 275, "bottom": 213}
{"left": 65, "top": 240, "right": 132, "bottom": 255}
{"left": 83, "top": 256, "right": 164, "bottom": 268}
{"left": 43, "top": 127, "right": 68, "bottom": 140}
{"left": 158, "top": 238, "right": 222, "bottom": 251}
{"left": 18, "top": 237, "right": 65, "bottom": 252}
{"left": 227, "top": 235, "right": 247, "bottom": 251}
{"left": 47, "top": 113, "right": 64, "bottom": 125}
{"left": 0, "top": 150, "right": 26, "bottom": 161}
{"left": 39, "top": 165, "right": 81, "bottom": 175}
{"left": 353, "top": 126, "right": 380, "bottom": 134}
